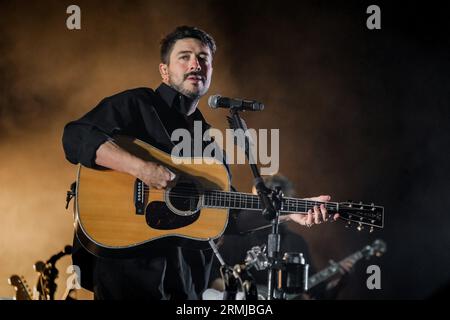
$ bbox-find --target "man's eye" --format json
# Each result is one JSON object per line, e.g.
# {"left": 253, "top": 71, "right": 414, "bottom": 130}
{"left": 180, "top": 56, "right": 189, "bottom": 60}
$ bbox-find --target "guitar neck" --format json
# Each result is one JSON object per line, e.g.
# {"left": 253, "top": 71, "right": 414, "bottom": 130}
{"left": 308, "top": 251, "right": 364, "bottom": 289}
{"left": 203, "top": 191, "right": 339, "bottom": 214}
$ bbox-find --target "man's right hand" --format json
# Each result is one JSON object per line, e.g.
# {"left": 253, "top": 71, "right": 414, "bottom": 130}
{"left": 135, "top": 161, "right": 175, "bottom": 189}
{"left": 95, "top": 140, "right": 175, "bottom": 189}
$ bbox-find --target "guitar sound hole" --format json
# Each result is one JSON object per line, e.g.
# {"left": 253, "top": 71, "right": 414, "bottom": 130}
{"left": 168, "top": 182, "right": 200, "bottom": 212}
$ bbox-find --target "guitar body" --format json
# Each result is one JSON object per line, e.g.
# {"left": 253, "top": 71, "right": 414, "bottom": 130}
{"left": 75, "top": 136, "right": 230, "bottom": 258}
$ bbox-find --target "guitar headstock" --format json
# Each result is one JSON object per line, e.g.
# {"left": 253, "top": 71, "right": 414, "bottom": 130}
{"left": 361, "top": 239, "right": 387, "bottom": 259}
{"left": 8, "top": 275, "right": 32, "bottom": 300}
{"left": 338, "top": 201, "right": 384, "bottom": 232}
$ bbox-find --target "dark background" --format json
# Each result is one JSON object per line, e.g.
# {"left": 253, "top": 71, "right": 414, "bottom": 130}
{"left": 0, "top": 0, "right": 449, "bottom": 299}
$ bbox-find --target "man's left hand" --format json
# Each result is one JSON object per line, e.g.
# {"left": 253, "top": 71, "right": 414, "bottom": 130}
{"left": 286, "top": 195, "right": 339, "bottom": 227}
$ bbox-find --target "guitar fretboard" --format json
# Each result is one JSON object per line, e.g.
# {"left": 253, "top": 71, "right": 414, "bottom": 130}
{"left": 203, "top": 190, "right": 339, "bottom": 213}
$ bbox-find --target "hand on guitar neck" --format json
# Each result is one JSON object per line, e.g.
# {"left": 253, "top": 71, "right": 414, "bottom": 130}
{"left": 284, "top": 195, "right": 340, "bottom": 227}
{"left": 323, "top": 258, "right": 357, "bottom": 294}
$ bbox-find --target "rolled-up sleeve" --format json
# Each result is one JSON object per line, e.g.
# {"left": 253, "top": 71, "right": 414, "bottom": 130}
{"left": 62, "top": 95, "right": 135, "bottom": 168}
{"left": 62, "top": 121, "right": 112, "bottom": 167}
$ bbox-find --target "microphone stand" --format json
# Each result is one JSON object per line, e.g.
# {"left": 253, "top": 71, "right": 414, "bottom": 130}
{"left": 228, "top": 108, "right": 283, "bottom": 300}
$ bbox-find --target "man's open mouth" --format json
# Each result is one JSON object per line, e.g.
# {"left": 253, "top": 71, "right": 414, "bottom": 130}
{"left": 186, "top": 75, "right": 204, "bottom": 82}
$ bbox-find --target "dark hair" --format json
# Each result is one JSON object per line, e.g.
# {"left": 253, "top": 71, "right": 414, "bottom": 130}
{"left": 160, "top": 26, "right": 216, "bottom": 64}
{"left": 263, "top": 174, "right": 295, "bottom": 197}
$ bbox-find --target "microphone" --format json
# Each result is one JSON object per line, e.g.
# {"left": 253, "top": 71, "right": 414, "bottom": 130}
{"left": 208, "top": 95, "right": 264, "bottom": 111}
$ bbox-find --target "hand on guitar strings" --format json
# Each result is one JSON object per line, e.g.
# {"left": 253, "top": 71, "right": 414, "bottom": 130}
{"left": 135, "top": 161, "right": 176, "bottom": 189}
{"left": 283, "top": 195, "right": 339, "bottom": 228}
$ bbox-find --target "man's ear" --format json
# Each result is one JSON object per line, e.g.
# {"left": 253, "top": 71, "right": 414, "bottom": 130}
{"left": 159, "top": 63, "right": 169, "bottom": 82}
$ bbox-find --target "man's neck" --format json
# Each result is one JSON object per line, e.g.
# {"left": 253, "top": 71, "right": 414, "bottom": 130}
{"left": 163, "top": 81, "right": 200, "bottom": 116}
{"left": 183, "top": 99, "right": 199, "bottom": 116}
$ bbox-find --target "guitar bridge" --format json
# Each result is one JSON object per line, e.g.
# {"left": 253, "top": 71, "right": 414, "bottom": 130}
{"left": 134, "top": 179, "right": 148, "bottom": 215}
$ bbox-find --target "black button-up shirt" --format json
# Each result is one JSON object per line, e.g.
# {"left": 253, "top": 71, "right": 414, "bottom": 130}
{"left": 62, "top": 83, "right": 233, "bottom": 300}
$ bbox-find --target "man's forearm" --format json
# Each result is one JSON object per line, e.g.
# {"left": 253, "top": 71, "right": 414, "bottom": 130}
{"left": 95, "top": 140, "right": 145, "bottom": 177}
{"left": 95, "top": 140, "right": 173, "bottom": 189}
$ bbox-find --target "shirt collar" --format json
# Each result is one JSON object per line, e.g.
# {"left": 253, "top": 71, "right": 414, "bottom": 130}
{"left": 156, "top": 83, "right": 196, "bottom": 116}
{"left": 155, "top": 83, "right": 210, "bottom": 129}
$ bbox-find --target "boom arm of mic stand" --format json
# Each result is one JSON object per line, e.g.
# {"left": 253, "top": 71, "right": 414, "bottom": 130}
{"left": 229, "top": 110, "right": 276, "bottom": 220}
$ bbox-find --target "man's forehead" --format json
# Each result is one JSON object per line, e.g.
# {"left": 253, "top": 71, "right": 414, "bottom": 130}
{"left": 171, "top": 38, "right": 211, "bottom": 55}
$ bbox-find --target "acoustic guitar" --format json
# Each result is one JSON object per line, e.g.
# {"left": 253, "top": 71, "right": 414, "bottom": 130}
{"left": 73, "top": 136, "right": 384, "bottom": 257}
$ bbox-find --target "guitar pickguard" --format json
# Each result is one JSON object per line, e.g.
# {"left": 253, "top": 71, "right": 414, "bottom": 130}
{"left": 145, "top": 201, "right": 200, "bottom": 230}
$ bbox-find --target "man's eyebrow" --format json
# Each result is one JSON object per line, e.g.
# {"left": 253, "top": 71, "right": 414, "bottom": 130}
{"left": 176, "top": 50, "right": 210, "bottom": 57}
{"left": 177, "top": 50, "right": 192, "bottom": 55}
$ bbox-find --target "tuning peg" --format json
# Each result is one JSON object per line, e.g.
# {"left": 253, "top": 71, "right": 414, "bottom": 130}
{"left": 357, "top": 223, "right": 364, "bottom": 231}
{"left": 369, "top": 226, "right": 374, "bottom": 233}
{"left": 345, "top": 220, "right": 352, "bottom": 228}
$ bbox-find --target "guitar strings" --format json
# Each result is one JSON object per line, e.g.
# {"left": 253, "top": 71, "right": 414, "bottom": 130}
{"left": 140, "top": 185, "right": 341, "bottom": 206}
{"left": 139, "top": 185, "right": 373, "bottom": 208}
{"left": 134, "top": 185, "right": 379, "bottom": 226}
{"left": 135, "top": 186, "right": 378, "bottom": 217}
{"left": 134, "top": 193, "right": 380, "bottom": 223}
{"left": 140, "top": 187, "right": 339, "bottom": 205}
{"left": 136, "top": 189, "right": 341, "bottom": 211}
{"left": 145, "top": 193, "right": 340, "bottom": 209}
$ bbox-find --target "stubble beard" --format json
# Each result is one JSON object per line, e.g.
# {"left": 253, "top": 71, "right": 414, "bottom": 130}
{"left": 169, "top": 78, "right": 208, "bottom": 100}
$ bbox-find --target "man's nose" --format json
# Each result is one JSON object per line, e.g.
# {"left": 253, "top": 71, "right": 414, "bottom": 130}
{"left": 189, "top": 57, "right": 201, "bottom": 72}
